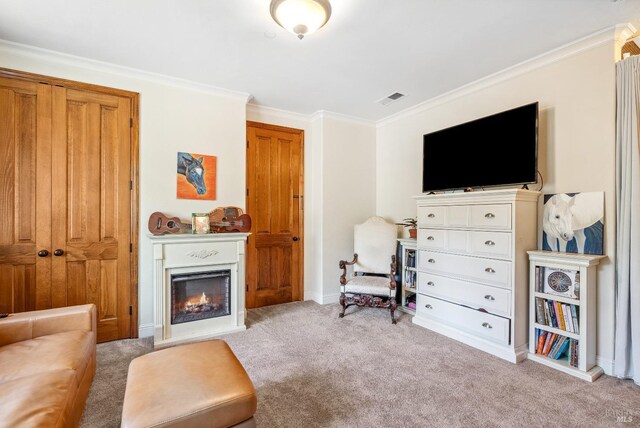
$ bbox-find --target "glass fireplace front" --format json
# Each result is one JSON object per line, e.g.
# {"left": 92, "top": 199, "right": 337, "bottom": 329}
{"left": 170, "top": 270, "right": 231, "bottom": 325}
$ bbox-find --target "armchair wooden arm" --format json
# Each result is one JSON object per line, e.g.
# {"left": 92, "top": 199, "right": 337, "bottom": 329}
{"left": 389, "top": 255, "right": 397, "bottom": 290}
{"left": 339, "top": 254, "right": 358, "bottom": 285}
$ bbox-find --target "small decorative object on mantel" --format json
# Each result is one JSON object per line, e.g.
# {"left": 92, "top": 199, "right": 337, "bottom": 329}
{"left": 396, "top": 217, "right": 418, "bottom": 239}
{"left": 192, "top": 213, "right": 210, "bottom": 234}
{"left": 147, "top": 211, "right": 252, "bottom": 235}
{"left": 542, "top": 192, "right": 604, "bottom": 255}
{"left": 209, "top": 207, "right": 249, "bottom": 233}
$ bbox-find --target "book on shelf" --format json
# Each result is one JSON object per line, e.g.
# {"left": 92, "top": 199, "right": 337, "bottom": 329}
{"left": 554, "top": 301, "right": 566, "bottom": 331}
{"left": 542, "top": 333, "right": 557, "bottom": 356}
{"left": 535, "top": 266, "right": 541, "bottom": 292}
{"left": 547, "top": 335, "right": 564, "bottom": 358}
{"left": 406, "top": 251, "right": 415, "bottom": 269}
{"left": 571, "top": 305, "right": 580, "bottom": 334}
{"left": 534, "top": 328, "right": 579, "bottom": 365}
{"left": 535, "top": 297, "right": 580, "bottom": 334}
{"left": 563, "top": 304, "right": 574, "bottom": 333}
{"left": 553, "top": 337, "right": 570, "bottom": 360}
{"left": 536, "top": 330, "right": 547, "bottom": 354}
{"left": 535, "top": 298, "right": 545, "bottom": 324}
{"left": 547, "top": 300, "right": 557, "bottom": 328}
{"left": 570, "top": 339, "right": 579, "bottom": 367}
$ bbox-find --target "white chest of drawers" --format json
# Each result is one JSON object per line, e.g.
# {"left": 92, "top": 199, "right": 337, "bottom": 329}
{"left": 413, "top": 188, "right": 539, "bottom": 363}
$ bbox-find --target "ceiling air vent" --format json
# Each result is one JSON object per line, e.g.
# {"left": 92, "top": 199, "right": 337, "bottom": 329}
{"left": 376, "top": 92, "right": 406, "bottom": 106}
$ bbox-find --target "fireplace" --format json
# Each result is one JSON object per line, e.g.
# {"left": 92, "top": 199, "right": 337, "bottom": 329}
{"left": 171, "top": 270, "right": 231, "bottom": 325}
{"left": 150, "top": 233, "right": 248, "bottom": 348}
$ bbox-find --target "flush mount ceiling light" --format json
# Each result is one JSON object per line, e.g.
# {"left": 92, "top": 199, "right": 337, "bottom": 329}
{"left": 270, "top": 0, "right": 332, "bottom": 40}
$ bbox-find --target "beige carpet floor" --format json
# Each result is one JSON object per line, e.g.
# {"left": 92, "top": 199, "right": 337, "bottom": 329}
{"left": 81, "top": 301, "right": 640, "bottom": 427}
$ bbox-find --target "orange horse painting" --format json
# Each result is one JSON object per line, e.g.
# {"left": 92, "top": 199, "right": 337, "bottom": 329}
{"left": 176, "top": 152, "right": 217, "bottom": 200}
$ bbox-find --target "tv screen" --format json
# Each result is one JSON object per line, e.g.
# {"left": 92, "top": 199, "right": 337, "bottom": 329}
{"left": 422, "top": 102, "right": 538, "bottom": 192}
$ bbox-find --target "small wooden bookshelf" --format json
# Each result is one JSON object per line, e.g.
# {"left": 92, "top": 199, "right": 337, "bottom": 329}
{"left": 397, "top": 239, "right": 417, "bottom": 315}
{"left": 527, "top": 250, "right": 605, "bottom": 382}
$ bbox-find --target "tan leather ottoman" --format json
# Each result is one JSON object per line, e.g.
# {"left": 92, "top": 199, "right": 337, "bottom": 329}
{"left": 121, "top": 340, "right": 257, "bottom": 428}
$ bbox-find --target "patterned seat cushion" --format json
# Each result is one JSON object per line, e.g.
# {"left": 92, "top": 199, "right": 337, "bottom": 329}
{"left": 344, "top": 275, "right": 392, "bottom": 296}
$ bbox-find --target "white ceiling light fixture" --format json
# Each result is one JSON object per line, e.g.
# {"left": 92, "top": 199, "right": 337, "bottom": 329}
{"left": 270, "top": 0, "right": 332, "bottom": 40}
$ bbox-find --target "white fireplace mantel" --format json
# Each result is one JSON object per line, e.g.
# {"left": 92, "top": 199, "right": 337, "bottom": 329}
{"left": 149, "top": 233, "right": 249, "bottom": 348}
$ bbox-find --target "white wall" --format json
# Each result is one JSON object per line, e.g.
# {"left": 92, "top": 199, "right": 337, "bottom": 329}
{"left": 320, "top": 114, "right": 377, "bottom": 302}
{"left": 376, "top": 34, "right": 618, "bottom": 369}
{"left": 0, "top": 41, "right": 250, "bottom": 337}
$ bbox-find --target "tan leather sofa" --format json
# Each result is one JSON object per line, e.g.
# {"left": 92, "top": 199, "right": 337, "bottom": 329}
{"left": 0, "top": 304, "right": 97, "bottom": 428}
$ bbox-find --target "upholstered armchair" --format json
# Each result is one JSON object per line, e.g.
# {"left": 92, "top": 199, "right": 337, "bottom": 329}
{"left": 339, "top": 216, "right": 398, "bottom": 324}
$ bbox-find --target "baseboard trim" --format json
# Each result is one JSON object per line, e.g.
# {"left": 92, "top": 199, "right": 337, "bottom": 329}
{"left": 321, "top": 292, "right": 341, "bottom": 305}
{"left": 305, "top": 291, "right": 323, "bottom": 304}
{"left": 138, "top": 323, "right": 154, "bottom": 338}
{"left": 597, "top": 356, "right": 614, "bottom": 376}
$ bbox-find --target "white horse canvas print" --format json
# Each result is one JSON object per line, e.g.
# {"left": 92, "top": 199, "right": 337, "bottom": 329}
{"left": 542, "top": 192, "right": 604, "bottom": 255}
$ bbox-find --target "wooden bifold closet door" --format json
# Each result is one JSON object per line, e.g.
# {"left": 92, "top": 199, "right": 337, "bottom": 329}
{"left": 0, "top": 71, "right": 138, "bottom": 342}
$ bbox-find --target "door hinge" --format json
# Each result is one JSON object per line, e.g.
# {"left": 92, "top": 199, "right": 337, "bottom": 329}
{"left": 130, "top": 243, "right": 133, "bottom": 253}
{"left": 246, "top": 284, "right": 249, "bottom": 292}
{"left": 246, "top": 140, "right": 249, "bottom": 149}
{"left": 130, "top": 180, "right": 133, "bottom": 190}
{"left": 129, "top": 306, "right": 133, "bottom": 315}
{"left": 130, "top": 118, "right": 133, "bottom": 128}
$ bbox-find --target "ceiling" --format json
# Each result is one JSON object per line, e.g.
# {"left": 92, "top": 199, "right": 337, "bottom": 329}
{"left": 0, "top": 0, "right": 639, "bottom": 121}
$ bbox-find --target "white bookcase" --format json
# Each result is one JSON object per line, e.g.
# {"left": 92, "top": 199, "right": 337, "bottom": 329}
{"left": 397, "top": 238, "right": 417, "bottom": 314}
{"left": 527, "top": 250, "right": 605, "bottom": 382}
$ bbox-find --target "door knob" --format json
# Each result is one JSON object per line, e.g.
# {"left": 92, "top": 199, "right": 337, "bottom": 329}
{"left": 53, "top": 249, "right": 64, "bottom": 256}
{"left": 37, "top": 250, "right": 49, "bottom": 257}
{"left": 292, "top": 237, "right": 299, "bottom": 241}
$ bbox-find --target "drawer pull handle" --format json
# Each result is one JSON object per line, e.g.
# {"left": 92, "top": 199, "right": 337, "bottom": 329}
{"left": 427, "top": 236, "right": 435, "bottom": 241}
{"left": 484, "top": 240, "right": 495, "bottom": 246}
{"left": 427, "top": 281, "right": 435, "bottom": 287}
{"left": 428, "top": 259, "right": 436, "bottom": 264}
{"left": 485, "top": 213, "right": 495, "bottom": 219}
{"left": 482, "top": 322, "right": 493, "bottom": 329}
{"left": 484, "top": 295, "right": 495, "bottom": 301}
{"left": 427, "top": 213, "right": 436, "bottom": 218}
{"left": 485, "top": 267, "right": 495, "bottom": 273}
{"left": 425, "top": 304, "right": 433, "bottom": 309}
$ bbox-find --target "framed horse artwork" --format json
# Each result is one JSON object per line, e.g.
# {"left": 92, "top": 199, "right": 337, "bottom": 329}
{"left": 176, "top": 152, "right": 217, "bottom": 200}
{"left": 542, "top": 192, "right": 604, "bottom": 255}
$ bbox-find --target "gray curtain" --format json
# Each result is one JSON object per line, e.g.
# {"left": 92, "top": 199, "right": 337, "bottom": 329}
{"left": 614, "top": 56, "right": 640, "bottom": 384}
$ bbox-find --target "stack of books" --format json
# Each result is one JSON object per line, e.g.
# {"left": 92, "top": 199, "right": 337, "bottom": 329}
{"left": 534, "top": 297, "right": 579, "bottom": 334}
{"left": 534, "top": 328, "right": 579, "bottom": 367}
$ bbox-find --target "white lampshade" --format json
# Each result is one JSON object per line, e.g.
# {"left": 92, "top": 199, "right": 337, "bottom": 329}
{"left": 270, "top": 0, "right": 332, "bottom": 39}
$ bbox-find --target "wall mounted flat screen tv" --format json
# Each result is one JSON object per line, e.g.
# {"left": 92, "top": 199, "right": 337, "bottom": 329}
{"left": 422, "top": 102, "right": 538, "bottom": 192}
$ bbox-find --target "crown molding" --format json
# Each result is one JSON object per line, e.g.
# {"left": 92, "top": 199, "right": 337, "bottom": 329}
{"left": 311, "top": 110, "right": 375, "bottom": 127}
{"left": 0, "top": 39, "right": 252, "bottom": 102}
{"left": 377, "top": 24, "right": 624, "bottom": 128}
{"left": 615, "top": 23, "right": 637, "bottom": 48}
{"left": 246, "top": 103, "right": 312, "bottom": 123}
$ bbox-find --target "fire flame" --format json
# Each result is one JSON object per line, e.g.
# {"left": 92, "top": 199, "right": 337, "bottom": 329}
{"left": 184, "top": 292, "right": 209, "bottom": 310}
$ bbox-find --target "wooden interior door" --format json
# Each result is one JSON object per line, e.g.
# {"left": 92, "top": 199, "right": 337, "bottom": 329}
{"left": 0, "top": 68, "right": 138, "bottom": 342}
{"left": 51, "top": 86, "right": 132, "bottom": 342}
{"left": 246, "top": 122, "right": 303, "bottom": 308}
{"left": 0, "top": 78, "right": 51, "bottom": 313}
